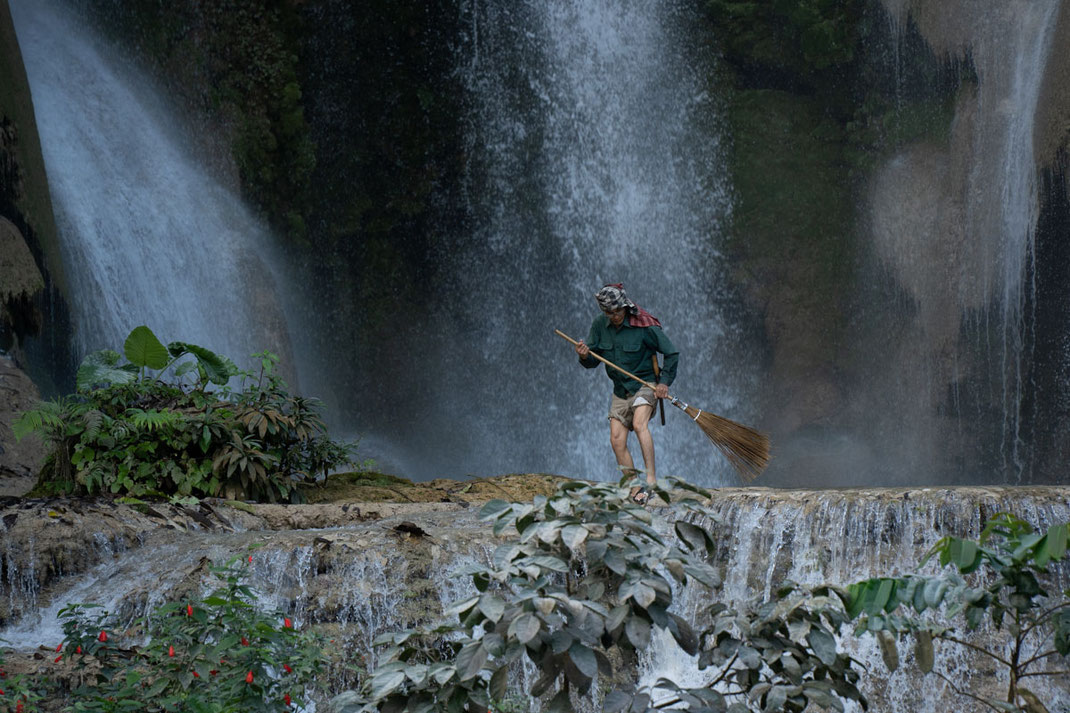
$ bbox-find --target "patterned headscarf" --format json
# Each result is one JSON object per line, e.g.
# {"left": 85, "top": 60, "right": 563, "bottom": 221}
{"left": 595, "top": 284, "right": 637, "bottom": 314}
{"left": 595, "top": 283, "right": 661, "bottom": 327}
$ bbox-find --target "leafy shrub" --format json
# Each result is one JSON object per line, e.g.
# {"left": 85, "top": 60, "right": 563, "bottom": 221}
{"left": 0, "top": 642, "right": 49, "bottom": 713}
{"left": 846, "top": 513, "right": 1070, "bottom": 712}
{"left": 331, "top": 476, "right": 867, "bottom": 713}
{"left": 15, "top": 325, "right": 357, "bottom": 502}
{"left": 58, "top": 557, "right": 324, "bottom": 713}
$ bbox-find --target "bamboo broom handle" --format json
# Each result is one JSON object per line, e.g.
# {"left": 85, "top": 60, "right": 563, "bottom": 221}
{"left": 554, "top": 329, "right": 660, "bottom": 393}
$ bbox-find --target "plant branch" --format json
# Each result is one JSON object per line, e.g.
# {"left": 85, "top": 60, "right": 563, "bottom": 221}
{"left": 708, "top": 653, "right": 739, "bottom": 687}
{"left": 942, "top": 634, "right": 1013, "bottom": 667}
{"left": 1019, "top": 668, "right": 1070, "bottom": 678}
{"left": 932, "top": 670, "right": 1005, "bottom": 712}
{"left": 1020, "top": 649, "right": 1059, "bottom": 668}
{"left": 1021, "top": 600, "right": 1070, "bottom": 639}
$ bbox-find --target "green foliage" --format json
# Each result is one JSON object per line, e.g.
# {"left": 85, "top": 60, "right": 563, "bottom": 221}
{"left": 844, "top": 513, "right": 1070, "bottom": 712}
{"left": 330, "top": 476, "right": 867, "bottom": 713}
{"left": 704, "top": 0, "right": 861, "bottom": 80}
{"left": 0, "top": 640, "right": 50, "bottom": 713}
{"left": 58, "top": 557, "right": 324, "bottom": 712}
{"left": 16, "top": 326, "right": 357, "bottom": 502}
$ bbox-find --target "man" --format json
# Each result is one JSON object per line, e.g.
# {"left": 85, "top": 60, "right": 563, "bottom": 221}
{"left": 574, "top": 284, "right": 679, "bottom": 504}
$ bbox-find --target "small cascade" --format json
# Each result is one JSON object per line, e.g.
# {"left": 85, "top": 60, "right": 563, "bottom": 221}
{"left": 8, "top": 0, "right": 296, "bottom": 372}
{"left": 641, "top": 487, "right": 1070, "bottom": 711}
{"left": 1, "top": 489, "right": 1067, "bottom": 710}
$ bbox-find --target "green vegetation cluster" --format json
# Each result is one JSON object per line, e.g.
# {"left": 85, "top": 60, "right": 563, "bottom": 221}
{"left": 14, "top": 326, "right": 356, "bottom": 502}
{"left": 55, "top": 557, "right": 321, "bottom": 713}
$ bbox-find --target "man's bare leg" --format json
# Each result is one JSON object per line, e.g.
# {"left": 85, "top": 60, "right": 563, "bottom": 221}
{"left": 609, "top": 418, "right": 635, "bottom": 475}
{"left": 632, "top": 405, "right": 656, "bottom": 487}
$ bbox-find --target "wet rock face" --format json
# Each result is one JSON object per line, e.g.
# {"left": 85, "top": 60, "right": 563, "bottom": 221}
{"left": 0, "top": 354, "right": 46, "bottom": 496}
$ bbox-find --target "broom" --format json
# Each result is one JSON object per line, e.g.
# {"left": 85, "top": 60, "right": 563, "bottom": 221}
{"left": 555, "top": 329, "right": 770, "bottom": 481}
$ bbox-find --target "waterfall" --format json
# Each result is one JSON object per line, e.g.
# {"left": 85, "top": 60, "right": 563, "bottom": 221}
{"left": 864, "top": 0, "right": 1061, "bottom": 482}
{"left": 360, "top": 0, "right": 740, "bottom": 484}
{"left": 8, "top": 0, "right": 295, "bottom": 371}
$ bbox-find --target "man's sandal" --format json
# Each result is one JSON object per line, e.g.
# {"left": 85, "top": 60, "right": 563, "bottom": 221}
{"left": 631, "top": 486, "right": 651, "bottom": 506}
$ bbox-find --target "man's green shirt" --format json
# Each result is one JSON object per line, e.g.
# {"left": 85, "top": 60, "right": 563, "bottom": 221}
{"left": 581, "top": 315, "right": 679, "bottom": 398}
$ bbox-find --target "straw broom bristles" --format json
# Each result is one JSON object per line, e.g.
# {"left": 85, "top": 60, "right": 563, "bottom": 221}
{"left": 672, "top": 400, "right": 770, "bottom": 482}
{"left": 555, "top": 329, "right": 771, "bottom": 482}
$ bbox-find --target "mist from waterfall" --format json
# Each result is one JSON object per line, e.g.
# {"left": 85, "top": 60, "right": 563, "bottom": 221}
{"left": 9, "top": 0, "right": 294, "bottom": 372}
{"left": 851, "top": 0, "right": 1062, "bottom": 484}
{"left": 358, "top": 0, "right": 741, "bottom": 484}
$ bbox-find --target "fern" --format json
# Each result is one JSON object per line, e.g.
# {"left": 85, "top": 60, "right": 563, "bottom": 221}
{"left": 125, "top": 408, "right": 186, "bottom": 433}
{"left": 13, "top": 401, "right": 66, "bottom": 441}
{"left": 80, "top": 409, "right": 107, "bottom": 441}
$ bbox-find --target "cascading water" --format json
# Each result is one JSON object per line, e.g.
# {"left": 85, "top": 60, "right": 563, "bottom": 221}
{"left": 8, "top": 0, "right": 295, "bottom": 371}
{"left": 863, "top": 0, "right": 1062, "bottom": 483}
{"left": 360, "top": 0, "right": 741, "bottom": 484}
{"left": 2, "top": 490, "right": 1067, "bottom": 710}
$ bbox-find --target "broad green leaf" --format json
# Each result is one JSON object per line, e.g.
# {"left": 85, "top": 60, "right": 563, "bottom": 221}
{"left": 489, "top": 665, "right": 509, "bottom": 701}
{"left": 626, "top": 616, "right": 651, "bottom": 649}
{"left": 562, "top": 524, "right": 588, "bottom": 551}
{"left": 528, "top": 555, "right": 569, "bottom": 572}
{"left": 924, "top": 579, "right": 948, "bottom": 608}
{"left": 456, "top": 642, "right": 487, "bottom": 681}
{"left": 675, "top": 521, "right": 709, "bottom": 553}
{"left": 807, "top": 627, "right": 838, "bottom": 667}
{"left": 479, "top": 593, "right": 505, "bottom": 623}
{"left": 914, "top": 630, "right": 934, "bottom": 673}
{"left": 1047, "top": 523, "right": 1067, "bottom": 560}
{"left": 168, "top": 342, "right": 235, "bottom": 385}
{"left": 877, "top": 630, "right": 899, "bottom": 671}
{"left": 370, "top": 670, "right": 406, "bottom": 700}
{"left": 604, "top": 691, "right": 632, "bottom": 713}
{"left": 568, "top": 642, "right": 599, "bottom": 679}
{"left": 124, "top": 326, "right": 170, "bottom": 370}
{"left": 480, "top": 499, "right": 512, "bottom": 520}
{"left": 509, "top": 613, "right": 540, "bottom": 644}
{"left": 443, "top": 595, "right": 479, "bottom": 619}
{"left": 950, "top": 538, "right": 980, "bottom": 573}
{"left": 633, "top": 582, "right": 656, "bottom": 609}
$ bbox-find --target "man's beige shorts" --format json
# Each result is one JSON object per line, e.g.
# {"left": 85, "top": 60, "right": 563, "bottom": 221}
{"left": 608, "top": 386, "right": 658, "bottom": 430}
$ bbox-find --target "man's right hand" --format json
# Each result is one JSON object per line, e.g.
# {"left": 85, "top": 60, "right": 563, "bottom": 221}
{"left": 575, "top": 340, "right": 590, "bottom": 359}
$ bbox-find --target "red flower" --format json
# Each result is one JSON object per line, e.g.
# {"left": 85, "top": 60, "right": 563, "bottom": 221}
{"left": 168, "top": 645, "right": 175, "bottom": 657}
{"left": 192, "top": 671, "right": 200, "bottom": 678}
{"left": 76, "top": 646, "right": 82, "bottom": 654}
{"left": 283, "top": 617, "right": 292, "bottom": 629}
{"left": 241, "top": 636, "right": 249, "bottom": 647}
{"left": 186, "top": 603, "right": 193, "bottom": 617}
{"left": 0, "top": 688, "right": 5, "bottom": 695}
{"left": 56, "top": 643, "right": 62, "bottom": 652}
{"left": 248, "top": 555, "right": 253, "bottom": 563}
{"left": 54, "top": 655, "right": 62, "bottom": 663}
{"left": 209, "top": 670, "right": 218, "bottom": 676}
{"left": 245, "top": 671, "right": 254, "bottom": 684}
{"left": 98, "top": 631, "right": 108, "bottom": 642}
{"left": 284, "top": 693, "right": 292, "bottom": 706}
{"left": 16, "top": 700, "right": 24, "bottom": 712}
{"left": 283, "top": 664, "right": 292, "bottom": 674}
